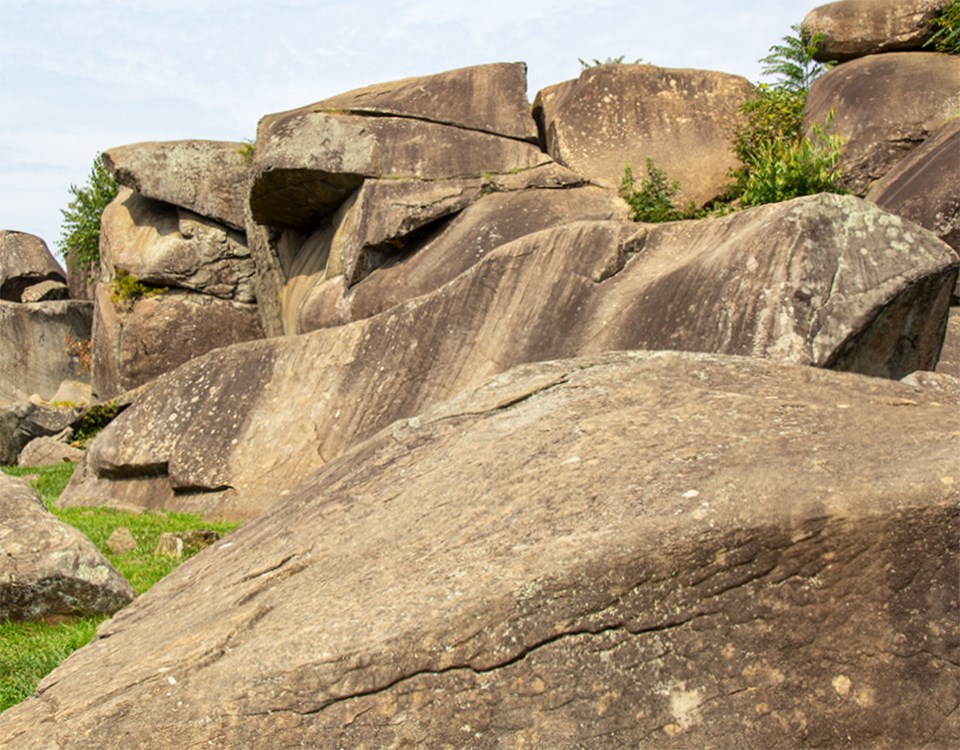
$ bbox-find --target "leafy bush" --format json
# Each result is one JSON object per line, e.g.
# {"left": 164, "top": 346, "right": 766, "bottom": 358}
{"left": 620, "top": 159, "right": 702, "bottom": 223}
{"left": 71, "top": 401, "right": 123, "bottom": 448}
{"left": 579, "top": 55, "right": 642, "bottom": 70}
{"left": 926, "top": 0, "right": 960, "bottom": 54}
{"left": 57, "top": 155, "right": 117, "bottom": 273}
{"left": 109, "top": 269, "right": 166, "bottom": 308}
{"left": 760, "top": 24, "right": 831, "bottom": 92}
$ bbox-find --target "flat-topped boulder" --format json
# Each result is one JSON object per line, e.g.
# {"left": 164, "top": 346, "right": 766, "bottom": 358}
{"left": 804, "top": 52, "right": 960, "bottom": 196}
{"left": 533, "top": 64, "right": 754, "bottom": 206}
{"left": 102, "top": 141, "right": 251, "bottom": 230}
{"left": 0, "top": 472, "right": 134, "bottom": 622}
{"left": 803, "top": 0, "right": 946, "bottom": 62}
{"left": 2, "top": 351, "right": 956, "bottom": 747}
{"left": 60, "top": 195, "right": 958, "bottom": 520}
{"left": 0, "top": 231, "right": 67, "bottom": 303}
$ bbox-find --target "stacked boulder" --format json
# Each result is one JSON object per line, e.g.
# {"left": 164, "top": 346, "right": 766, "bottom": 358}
{"left": 94, "top": 142, "right": 264, "bottom": 399}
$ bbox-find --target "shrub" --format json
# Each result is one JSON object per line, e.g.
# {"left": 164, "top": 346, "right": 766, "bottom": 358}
{"left": 579, "top": 55, "right": 642, "bottom": 70}
{"left": 71, "top": 401, "right": 123, "bottom": 448}
{"left": 57, "top": 155, "right": 117, "bottom": 273}
{"left": 761, "top": 23, "right": 831, "bottom": 92}
{"left": 64, "top": 336, "right": 92, "bottom": 376}
{"left": 926, "top": 0, "right": 960, "bottom": 54}
{"left": 620, "top": 159, "right": 702, "bottom": 223}
{"left": 109, "top": 269, "right": 166, "bottom": 308}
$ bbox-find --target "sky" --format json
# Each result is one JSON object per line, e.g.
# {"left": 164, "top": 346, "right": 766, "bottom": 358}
{"left": 1, "top": 0, "right": 824, "bottom": 260}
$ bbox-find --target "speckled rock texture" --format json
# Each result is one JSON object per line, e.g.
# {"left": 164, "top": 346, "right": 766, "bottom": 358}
{"left": 1, "top": 351, "right": 956, "bottom": 747}
{"left": 58, "top": 195, "right": 958, "bottom": 520}
{"left": 0, "top": 231, "right": 67, "bottom": 303}
{"left": 0, "top": 473, "right": 134, "bottom": 621}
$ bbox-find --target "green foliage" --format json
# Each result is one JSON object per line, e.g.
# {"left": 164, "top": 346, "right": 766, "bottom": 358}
{"left": 926, "top": 0, "right": 960, "bottom": 54}
{"left": 579, "top": 55, "right": 642, "bottom": 70}
{"left": 57, "top": 155, "right": 117, "bottom": 273}
{"left": 0, "top": 464, "right": 241, "bottom": 710}
{"left": 71, "top": 402, "right": 123, "bottom": 448}
{"left": 238, "top": 138, "right": 255, "bottom": 163}
{"left": 109, "top": 269, "right": 166, "bottom": 307}
{"left": 620, "top": 159, "right": 702, "bottom": 223}
{"left": 760, "top": 23, "right": 830, "bottom": 92}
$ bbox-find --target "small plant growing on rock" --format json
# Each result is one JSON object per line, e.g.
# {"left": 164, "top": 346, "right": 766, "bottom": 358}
{"left": 620, "top": 159, "right": 703, "bottom": 223}
{"left": 71, "top": 401, "right": 123, "bottom": 448}
{"left": 109, "top": 269, "right": 166, "bottom": 309}
{"left": 579, "top": 55, "right": 642, "bottom": 70}
{"left": 926, "top": 0, "right": 960, "bottom": 54}
{"left": 64, "top": 335, "right": 92, "bottom": 376}
{"left": 238, "top": 138, "right": 255, "bottom": 164}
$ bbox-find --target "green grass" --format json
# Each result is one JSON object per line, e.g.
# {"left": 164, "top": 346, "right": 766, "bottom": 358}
{"left": 0, "top": 463, "right": 241, "bottom": 712}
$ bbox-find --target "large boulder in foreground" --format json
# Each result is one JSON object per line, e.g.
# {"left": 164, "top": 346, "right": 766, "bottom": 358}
{"left": 0, "top": 300, "right": 93, "bottom": 404}
{"left": 802, "top": 0, "right": 945, "bottom": 62}
{"left": 804, "top": 52, "right": 960, "bottom": 196}
{"left": 3, "top": 351, "right": 956, "bottom": 748}
{"left": 0, "top": 473, "right": 134, "bottom": 621}
{"left": 533, "top": 64, "right": 753, "bottom": 206}
{"left": 102, "top": 140, "right": 251, "bottom": 230}
{"left": 0, "top": 231, "right": 67, "bottom": 303}
{"left": 60, "top": 195, "right": 958, "bottom": 519}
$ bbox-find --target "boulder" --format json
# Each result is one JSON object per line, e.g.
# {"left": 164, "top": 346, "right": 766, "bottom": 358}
{"left": 60, "top": 195, "right": 958, "bottom": 519}
{"left": 102, "top": 141, "right": 251, "bottom": 230}
{"left": 0, "top": 231, "right": 67, "bottom": 303}
{"left": 0, "top": 402, "right": 83, "bottom": 466}
{"left": 803, "top": 0, "right": 946, "bottom": 62}
{"left": 2, "top": 351, "right": 956, "bottom": 747}
{"left": 532, "top": 64, "right": 754, "bottom": 206}
{"left": 100, "top": 187, "right": 256, "bottom": 302}
{"left": 804, "top": 52, "right": 960, "bottom": 196}
{"left": 92, "top": 285, "right": 264, "bottom": 400}
{"left": 314, "top": 61, "right": 538, "bottom": 142}
{"left": 106, "top": 527, "right": 137, "bottom": 555}
{"left": 0, "top": 300, "right": 93, "bottom": 404}
{"left": 0, "top": 472, "right": 135, "bottom": 621}
{"left": 296, "top": 172, "right": 629, "bottom": 332}
{"left": 17, "top": 437, "right": 84, "bottom": 467}
{"left": 154, "top": 529, "right": 220, "bottom": 558}
{"left": 63, "top": 247, "right": 97, "bottom": 302}
{"left": 20, "top": 279, "right": 69, "bottom": 302}
{"left": 867, "top": 117, "right": 960, "bottom": 257}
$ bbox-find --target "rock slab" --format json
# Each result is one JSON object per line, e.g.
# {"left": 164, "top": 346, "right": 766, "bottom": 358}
{"left": 1, "top": 351, "right": 956, "bottom": 747}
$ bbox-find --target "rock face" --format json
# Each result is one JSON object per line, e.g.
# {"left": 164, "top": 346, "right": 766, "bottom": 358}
{"left": 17, "top": 437, "right": 84, "bottom": 467}
{"left": 0, "top": 472, "right": 134, "bottom": 622}
{"left": 0, "top": 300, "right": 93, "bottom": 404}
{"left": 803, "top": 0, "right": 946, "bottom": 62}
{"left": 92, "top": 186, "right": 263, "bottom": 399}
{"left": 102, "top": 140, "right": 251, "bottom": 230}
{"left": 2, "top": 351, "right": 956, "bottom": 748}
{"left": 59, "top": 195, "right": 958, "bottom": 520}
{"left": 804, "top": 52, "right": 960, "bottom": 196}
{"left": 867, "top": 117, "right": 960, "bottom": 256}
{"left": 0, "top": 231, "right": 68, "bottom": 303}
{"left": 0, "top": 402, "right": 83, "bottom": 466}
{"left": 533, "top": 64, "right": 754, "bottom": 206}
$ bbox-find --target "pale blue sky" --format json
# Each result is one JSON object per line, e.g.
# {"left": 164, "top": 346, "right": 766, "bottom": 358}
{"left": 0, "top": 0, "right": 823, "bottom": 259}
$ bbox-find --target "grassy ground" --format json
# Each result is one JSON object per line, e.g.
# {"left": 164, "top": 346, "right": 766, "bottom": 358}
{"left": 0, "top": 463, "right": 240, "bottom": 712}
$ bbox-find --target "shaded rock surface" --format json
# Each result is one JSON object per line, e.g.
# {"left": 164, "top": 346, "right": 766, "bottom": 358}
{"left": 2, "top": 351, "right": 957, "bottom": 747}
{"left": 0, "top": 402, "right": 83, "bottom": 466}
{"left": 867, "top": 116, "right": 960, "bottom": 256}
{"left": 804, "top": 52, "right": 960, "bottom": 196}
{"left": 803, "top": 0, "right": 945, "bottom": 62}
{"left": 102, "top": 140, "right": 251, "bottom": 230}
{"left": 0, "top": 231, "right": 67, "bottom": 303}
{"left": 936, "top": 306, "right": 960, "bottom": 378}
{"left": 17, "top": 437, "right": 84, "bottom": 467}
{"left": 60, "top": 195, "right": 958, "bottom": 519}
{"left": 533, "top": 64, "right": 753, "bottom": 206}
{"left": 0, "top": 473, "right": 134, "bottom": 622}
{"left": 0, "top": 300, "right": 93, "bottom": 404}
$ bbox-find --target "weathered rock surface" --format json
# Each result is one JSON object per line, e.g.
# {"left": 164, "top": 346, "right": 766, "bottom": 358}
{"left": 533, "top": 64, "right": 753, "bottom": 206}
{"left": 297, "top": 176, "right": 629, "bottom": 332}
{"left": 936, "top": 306, "right": 960, "bottom": 378}
{"left": 102, "top": 141, "right": 251, "bottom": 230}
{"left": 0, "top": 472, "right": 134, "bottom": 622}
{"left": 0, "top": 231, "right": 67, "bottom": 303}
{"left": 106, "top": 526, "right": 137, "bottom": 555}
{"left": 803, "top": 0, "right": 945, "bottom": 62}
{"left": 60, "top": 195, "right": 958, "bottom": 519}
{"left": 3, "top": 351, "right": 957, "bottom": 747}
{"left": 92, "top": 285, "right": 264, "bottom": 400}
{"left": 249, "top": 63, "right": 546, "bottom": 232}
{"left": 867, "top": 117, "right": 960, "bottom": 256}
{"left": 0, "top": 300, "right": 93, "bottom": 404}
{"left": 101, "top": 187, "right": 256, "bottom": 302}
{"left": 314, "top": 61, "right": 538, "bottom": 142}
{"left": 17, "top": 436, "right": 84, "bottom": 467}
{"left": 0, "top": 402, "right": 83, "bottom": 466}
{"left": 804, "top": 52, "right": 960, "bottom": 196}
